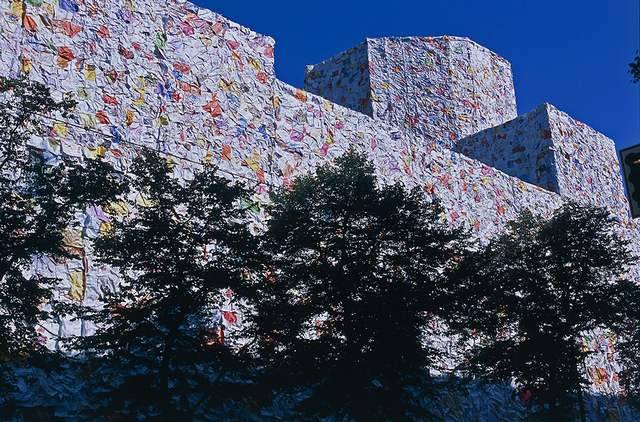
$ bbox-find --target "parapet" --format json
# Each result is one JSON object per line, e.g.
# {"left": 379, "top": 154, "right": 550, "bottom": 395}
{"left": 305, "top": 36, "right": 517, "bottom": 150}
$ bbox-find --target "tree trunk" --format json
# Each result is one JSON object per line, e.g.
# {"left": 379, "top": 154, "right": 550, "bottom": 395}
{"left": 159, "top": 333, "right": 174, "bottom": 421}
{"left": 578, "top": 389, "right": 586, "bottom": 422}
{"left": 159, "top": 352, "right": 170, "bottom": 420}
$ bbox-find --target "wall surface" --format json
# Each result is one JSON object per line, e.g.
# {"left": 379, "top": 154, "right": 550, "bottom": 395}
{"left": 456, "top": 104, "right": 630, "bottom": 218}
{"left": 0, "top": 0, "right": 639, "bottom": 417}
{"left": 456, "top": 104, "right": 559, "bottom": 192}
{"left": 304, "top": 41, "right": 372, "bottom": 117}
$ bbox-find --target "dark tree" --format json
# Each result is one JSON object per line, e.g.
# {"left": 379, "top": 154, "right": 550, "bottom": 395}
{"left": 0, "top": 77, "right": 125, "bottom": 414}
{"left": 250, "top": 150, "right": 465, "bottom": 420}
{"left": 72, "top": 151, "right": 259, "bottom": 420}
{"left": 630, "top": 54, "right": 640, "bottom": 83}
{"left": 449, "top": 204, "right": 633, "bottom": 421}
{"left": 615, "top": 278, "right": 640, "bottom": 408}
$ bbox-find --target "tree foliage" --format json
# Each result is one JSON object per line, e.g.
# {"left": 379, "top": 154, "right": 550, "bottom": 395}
{"left": 71, "top": 151, "right": 260, "bottom": 420}
{"left": 448, "top": 204, "right": 633, "bottom": 420}
{"left": 0, "top": 77, "right": 125, "bottom": 414}
{"left": 630, "top": 54, "right": 640, "bottom": 83}
{"left": 615, "top": 278, "right": 640, "bottom": 408}
{"left": 249, "top": 150, "right": 465, "bottom": 420}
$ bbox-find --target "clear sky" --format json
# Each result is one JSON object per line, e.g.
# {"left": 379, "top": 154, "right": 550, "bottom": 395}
{"left": 200, "top": 0, "right": 640, "bottom": 150}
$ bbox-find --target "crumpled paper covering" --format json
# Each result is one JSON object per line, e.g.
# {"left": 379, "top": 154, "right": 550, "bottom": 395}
{"left": 305, "top": 36, "right": 518, "bottom": 150}
{"left": 457, "top": 104, "right": 559, "bottom": 192}
{"left": 0, "top": 0, "right": 639, "bottom": 413}
{"left": 457, "top": 103, "right": 630, "bottom": 218}
{"left": 274, "top": 79, "right": 561, "bottom": 242}
{"left": 0, "top": 0, "right": 277, "bottom": 187}
{"left": 305, "top": 41, "right": 372, "bottom": 117}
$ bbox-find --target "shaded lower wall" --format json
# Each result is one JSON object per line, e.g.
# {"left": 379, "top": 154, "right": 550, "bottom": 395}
{"left": 4, "top": 364, "right": 639, "bottom": 421}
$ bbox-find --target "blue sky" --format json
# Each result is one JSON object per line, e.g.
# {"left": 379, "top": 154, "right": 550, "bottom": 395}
{"left": 202, "top": 0, "right": 639, "bottom": 150}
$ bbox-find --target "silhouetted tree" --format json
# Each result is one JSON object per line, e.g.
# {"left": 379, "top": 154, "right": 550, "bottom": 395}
{"left": 615, "top": 278, "right": 640, "bottom": 408}
{"left": 250, "top": 150, "right": 465, "bottom": 420}
{"left": 630, "top": 54, "right": 640, "bottom": 83}
{"left": 71, "top": 151, "right": 259, "bottom": 420}
{"left": 0, "top": 77, "right": 125, "bottom": 416}
{"left": 449, "top": 204, "right": 633, "bottom": 421}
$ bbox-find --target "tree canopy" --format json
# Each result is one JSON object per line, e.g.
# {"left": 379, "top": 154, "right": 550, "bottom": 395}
{"left": 630, "top": 54, "right": 640, "bottom": 83}
{"left": 71, "top": 151, "right": 260, "bottom": 420}
{"left": 249, "top": 149, "right": 466, "bottom": 420}
{"left": 448, "top": 204, "right": 634, "bottom": 420}
{"left": 0, "top": 77, "right": 125, "bottom": 416}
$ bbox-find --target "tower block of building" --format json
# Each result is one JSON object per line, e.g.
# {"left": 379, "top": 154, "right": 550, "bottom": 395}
{"left": 305, "top": 36, "right": 518, "bottom": 149}
{"left": 457, "top": 104, "right": 628, "bottom": 217}
{"left": 305, "top": 36, "right": 628, "bottom": 218}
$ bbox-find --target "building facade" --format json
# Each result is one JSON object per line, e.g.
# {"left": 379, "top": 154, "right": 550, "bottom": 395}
{"left": 0, "top": 0, "right": 638, "bottom": 416}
